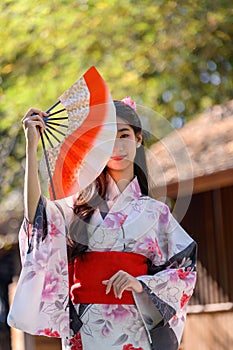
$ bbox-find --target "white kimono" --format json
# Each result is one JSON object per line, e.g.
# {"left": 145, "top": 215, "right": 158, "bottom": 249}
{"left": 8, "top": 175, "right": 197, "bottom": 350}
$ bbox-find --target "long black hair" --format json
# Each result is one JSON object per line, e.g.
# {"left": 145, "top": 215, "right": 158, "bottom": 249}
{"left": 67, "top": 100, "right": 149, "bottom": 261}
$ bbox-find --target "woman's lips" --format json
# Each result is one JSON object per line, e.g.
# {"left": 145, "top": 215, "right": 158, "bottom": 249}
{"left": 111, "top": 155, "right": 126, "bottom": 161}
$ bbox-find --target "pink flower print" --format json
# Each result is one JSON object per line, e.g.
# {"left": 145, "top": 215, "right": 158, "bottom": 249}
{"left": 123, "top": 344, "right": 143, "bottom": 350}
{"left": 180, "top": 293, "right": 191, "bottom": 309}
{"left": 177, "top": 269, "right": 190, "bottom": 279}
{"left": 33, "top": 250, "right": 49, "bottom": 269}
{"left": 59, "top": 258, "right": 66, "bottom": 270}
{"left": 70, "top": 332, "right": 83, "bottom": 350}
{"left": 105, "top": 212, "right": 128, "bottom": 228}
{"left": 183, "top": 271, "right": 197, "bottom": 288}
{"left": 171, "top": 315, "right": 179, "bottom": 327}
{"left": 129, "top": 179, "right": 141, "bottom": 199}
{"left": 101, "top": 323, "right": 111, "bottom": 336}
{"left": 170, "top": 269, "right": 196, "bottom": 288}
{"left": 119, "top": 214, "right": 128, "bottom": 226}
{"left": 169, "top": 271, "right": 179, "bottom": 283}
{"left": 42, "top": 271, "right": 61, "bottom": 301}
{"left": 49, "top": 223, "right": 61, "bottom": 236}
{"left": 51, "top": 311, "right": 70, "bottom": 335}
{"left": 103, "top": 305, "right": 137, "bottom": 323}
{"left": 159, "top": 205, "right": 169, "bottom": 225}
{"left": 37, "top": 328, "right": 60, "bottom": 338}
{"left": 136, "top": 237, "right": 162, "bottom": 260}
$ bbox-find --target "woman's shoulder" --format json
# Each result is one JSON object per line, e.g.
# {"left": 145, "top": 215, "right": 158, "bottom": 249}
{"left": 140, "top": 195, "right": 171, "bottom": 213}
{"left": 43, "top": 195, "right": 75, "bottom": 225}
{"left": 56, "top": 196, "right": 75, "bottom": 214}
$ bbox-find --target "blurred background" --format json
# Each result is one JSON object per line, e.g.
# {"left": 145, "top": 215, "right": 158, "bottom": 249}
{"left": 0, "top": 0, "right": 232, "bottom": 349}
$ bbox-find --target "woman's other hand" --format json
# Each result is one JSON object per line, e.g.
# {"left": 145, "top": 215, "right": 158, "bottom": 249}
{"left": 102, "top": 270, "right": 143, "bottom": 299}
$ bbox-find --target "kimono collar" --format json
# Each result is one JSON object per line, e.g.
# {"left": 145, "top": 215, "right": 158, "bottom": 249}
{"left": 105, "top": 173, "right": 142, "bottom": 206}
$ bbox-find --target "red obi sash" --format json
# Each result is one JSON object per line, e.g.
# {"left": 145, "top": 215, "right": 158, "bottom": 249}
{"left": 69, "top": 251, "right": 148, "bottom": 305}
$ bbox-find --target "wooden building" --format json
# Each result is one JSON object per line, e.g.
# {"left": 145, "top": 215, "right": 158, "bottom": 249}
{"left": 1, "top": 100, "right": 233, "bottom": 349}
{"left": 150, "top": 100, "right": 233, "bottom": 349}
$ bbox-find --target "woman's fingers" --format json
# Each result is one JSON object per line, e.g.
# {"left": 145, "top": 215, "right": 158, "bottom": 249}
{"left": 113, "top": 275, "right": 129, "bottom": 299}
{"left": 22, "top": 108, "right": 48, "bottom": 124}
{"left": 23, "top": 117, "right": 44, "bottom": 128}
{"left": 22, "top": 108, "right": 48, "bottom": 132}
{"left": 102, "top": 270, "right": 142, "bottom": 299}
{"left": 104, "top": 271, "right": 126, "bottom": 296}
{"left": 22, "top": 108, "right": 48, "bottom": 120}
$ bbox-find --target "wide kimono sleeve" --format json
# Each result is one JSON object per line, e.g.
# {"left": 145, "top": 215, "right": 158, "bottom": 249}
{"left": 7, "top": 195, "right": 76, "bottom": 339}
{"left": 133, "top": 203, "right": 197, "bottom": 350}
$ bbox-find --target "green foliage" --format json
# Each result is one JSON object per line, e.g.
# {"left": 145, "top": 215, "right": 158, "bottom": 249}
{"left": 0, "top": 0, "right": 232, "bottom": 202}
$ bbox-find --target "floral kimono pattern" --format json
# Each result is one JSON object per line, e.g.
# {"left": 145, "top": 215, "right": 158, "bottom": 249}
{"left": 8, "top": 176, "right": 197, "bottom": 350}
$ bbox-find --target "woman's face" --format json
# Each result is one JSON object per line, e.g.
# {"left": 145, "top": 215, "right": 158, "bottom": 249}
{"left": 106, "top": 117, "right": 142, "bottom": 172}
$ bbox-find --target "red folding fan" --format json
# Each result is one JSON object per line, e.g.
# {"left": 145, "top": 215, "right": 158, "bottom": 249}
{"left": 40, "top": 66, "right": 117, "bottom": 200}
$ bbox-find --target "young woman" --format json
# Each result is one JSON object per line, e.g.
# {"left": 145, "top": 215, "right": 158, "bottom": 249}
{"left": 9, "top": 99, "right": 196, "bottom": 350}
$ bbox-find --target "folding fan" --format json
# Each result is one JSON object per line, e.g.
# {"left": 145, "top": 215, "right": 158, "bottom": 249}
{"left": 40, "top": 66, "right": 117, "bottom": 200}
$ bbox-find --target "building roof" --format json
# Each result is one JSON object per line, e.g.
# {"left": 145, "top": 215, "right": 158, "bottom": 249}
{"left": 149, "top": 100, "right": 233, "bottom": 197}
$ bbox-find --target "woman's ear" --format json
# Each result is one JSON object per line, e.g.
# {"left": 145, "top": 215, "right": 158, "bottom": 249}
{"left": 136, "top": 133, "right": 142, "bottom": 148}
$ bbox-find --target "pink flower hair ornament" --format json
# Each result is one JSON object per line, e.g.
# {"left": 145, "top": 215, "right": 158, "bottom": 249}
{"left": 120, "top": 96, "right": 152, "bottom": 142}
{"left": 121, "top": 96, "right": 137, "bottom": 111}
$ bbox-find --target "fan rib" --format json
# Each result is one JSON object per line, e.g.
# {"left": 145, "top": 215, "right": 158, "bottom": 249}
{"left": 45, "top": 121, "right": 68, "bottom": 129}
{"left": 46, "top": 101, "right": 61, "bottom": 113}
{"left": 44, "top": 116, "right": 68, "bottom": 121}
{"left": 46, "top": 125, "right": 66, "bottom": 137}
{"left": 43, "top": 130, "right": 54, "bottom": 148}
{"left": 47, "top": 108, "right": 66, "bottom": 117}
{"left": 46, "top": 128, "right": 62, "bottom": 143}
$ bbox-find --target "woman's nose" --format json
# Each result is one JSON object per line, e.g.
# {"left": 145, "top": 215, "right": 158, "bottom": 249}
{"left": 114, "top": 138, "right": 123, "bottom": 151}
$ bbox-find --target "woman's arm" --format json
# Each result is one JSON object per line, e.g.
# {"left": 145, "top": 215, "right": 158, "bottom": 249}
{"left": 22, "top": 108, "right": 48, "bottom": 223}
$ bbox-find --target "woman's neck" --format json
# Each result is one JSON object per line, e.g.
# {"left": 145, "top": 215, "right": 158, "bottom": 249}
{"left": 107, "top": 167, "right": 134, "bottom": 193}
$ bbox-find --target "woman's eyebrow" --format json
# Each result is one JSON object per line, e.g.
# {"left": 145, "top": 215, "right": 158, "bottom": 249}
{"left": 118, "top": 127, "right": 130, "bottom": 132}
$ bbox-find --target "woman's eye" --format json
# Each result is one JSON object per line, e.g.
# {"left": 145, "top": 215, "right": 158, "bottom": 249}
{"left": 120, "top": 133, "right": 129, "bottom": 139}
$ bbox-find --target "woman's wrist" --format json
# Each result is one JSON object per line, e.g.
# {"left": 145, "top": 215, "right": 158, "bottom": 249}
{"left": 25, "top": 126, "right": 40, "bottom": 149}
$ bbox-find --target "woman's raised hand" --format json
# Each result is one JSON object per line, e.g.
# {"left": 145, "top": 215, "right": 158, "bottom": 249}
{"left": 102, "top": 270, "right": 143, "bottom": 299}
{"left": 22, "top": 108, "right": 48, "bottom": 222}
{"left": 22, "top": 108, "right": 48, "bottom": 148}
